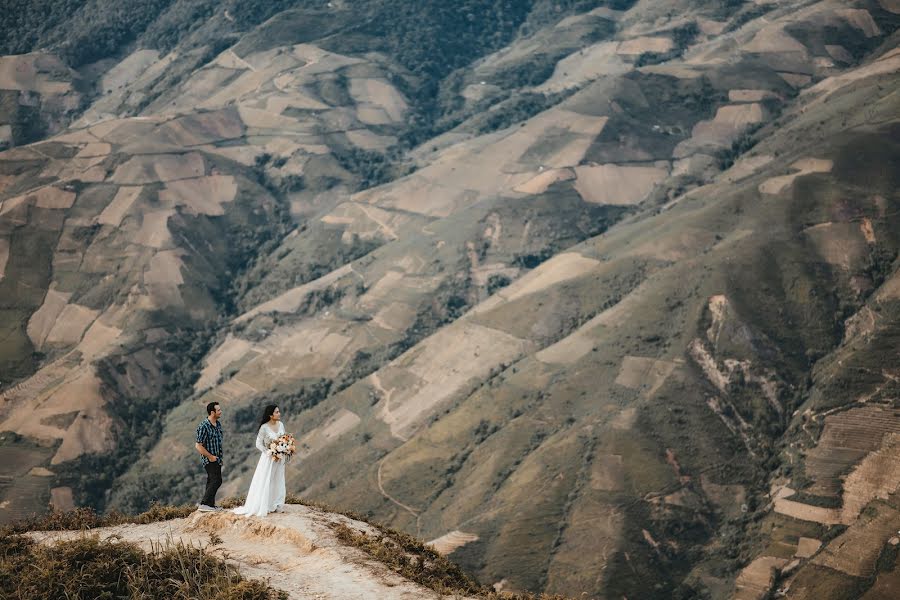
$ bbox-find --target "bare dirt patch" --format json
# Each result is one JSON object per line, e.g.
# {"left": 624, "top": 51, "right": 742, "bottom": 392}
{"left": 614, "top": 356, "right": 678, "bottom": 398}
{"left": 237, "top": 264, "right": 353, "bottom": 322}
{"left": 812, "top": 502, "right": 900, "bottom": 578}
{"left": 0, "top": 54, "right": 72, "bottom": 94}
{"left": 795, "top": 537, "right": 821, "bottom": 559}
{"left": 426, "top": 531, "right": 479, "bottom": 556}
{"left": 349, "top": 78, "right": 408, "bottom": 123}
{"left": 537, "top": 42, "right": 629, "bottom": 92}
{"left": 76, "top": 318, "right": 122, "bottom": 362}
{"left": 743, "top": 25, "right": 807, "bottom": 54}
{"left": 134, "top": 209, "right": 175, "bottom": 248}
{"left": 573, "top": 164, "right": 668, "bottom": 205}
{"left": 802, "top": 222, "right": 868, "bottom": 271}
{"left": 27, "top": 288, "right": 72, "bottom": 349}
{"left": 75, "top": 143, "right": 112, "bottom": 158}
{"left": 836, "top": 9, "right": 881, "bottom": 37}
{"left": 758, "top": 158, "right": 833, "bottom": 195}
{"left": 512, "top": 168, "right": 575, "bottom": 194}
{"left": 503, "top": 252, "right": 598, "bottom": 304}
{"left": 44, "top": 304, "right": 99, "bottom": 346}
{"left": 589, "top": 454, "right": 625, "bottom": 491}
{"left": 159, "top": 175, "right": 238, "bottom": 216}
{"left": 31, "top": 187, "right": 76, "bottom": 210}
{"left": 723, "top": 154, "right": 773, "bottom": 182}
{"left": 733, "top": 556, "right": 788, "bottom": 600}
{"left": 100, "top": 49, "right": 160, "bottom": 93}
{"left": 97, "top": 186, "right": 141, "bottom": 226}
{"left": 840, "top": 433, "right": 900, "bottom": 524}
{"left": 880, "top": 0, "right": 900, "bottom": 14}
{"left": 299, "top": 408, "right": 361, "bottom": 459}
{"left": 0, "top": 238, "right": 9, "bottom": 281}
{"left": 144, "top": 250, "right": 185, "bottom": 308}
{"left": 111, "top": 153, "right": 205, "bottom": 184}
{"left": 689, "top": 103, "right": 765, "bottom": 147}
{"left": 49, "top": 486, "right": 75, "bottom": 511}
{"left": 616, "top": 37, "right": 674, "bottom": 56}
{"left": 195, "top": 335, "right": 256, "bottom": 392}
{"left": 803, "top": 406, "right": 900, "bottom": 498}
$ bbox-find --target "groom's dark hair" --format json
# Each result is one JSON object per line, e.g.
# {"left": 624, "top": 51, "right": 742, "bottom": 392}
{"left": 206, "top": 402, "right": 219, "bottom": 415}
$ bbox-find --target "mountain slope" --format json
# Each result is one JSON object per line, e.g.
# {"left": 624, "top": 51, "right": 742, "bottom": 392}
{"left": 1, "top": 0, "right": 900, "bottom": 598}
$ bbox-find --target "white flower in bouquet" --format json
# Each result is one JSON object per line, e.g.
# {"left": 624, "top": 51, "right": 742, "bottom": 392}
{"left": 268, "top": 433, "right": 297, "bottom": 462}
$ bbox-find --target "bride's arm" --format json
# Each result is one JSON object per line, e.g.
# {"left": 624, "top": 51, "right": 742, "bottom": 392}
{"left": 255, "top": 426, "right": 266, "bottom": 453}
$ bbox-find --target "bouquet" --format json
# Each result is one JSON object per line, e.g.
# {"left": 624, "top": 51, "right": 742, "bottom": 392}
{"left": 267, "top": 433, "right": 296, "bottom": 462}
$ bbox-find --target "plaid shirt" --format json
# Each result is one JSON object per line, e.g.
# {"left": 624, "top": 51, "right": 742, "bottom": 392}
{"left": 196, "top": 418, "right": 223, "bottom": 466}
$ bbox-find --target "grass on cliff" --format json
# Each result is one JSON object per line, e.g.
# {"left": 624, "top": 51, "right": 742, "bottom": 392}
{"left": 0, "top": 534, "right": 285, "bottom": 600}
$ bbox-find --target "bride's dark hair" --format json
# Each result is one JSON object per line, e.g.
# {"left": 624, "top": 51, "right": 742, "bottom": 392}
{"left": 258, "top": 404, "right": 279, "bottom": 428}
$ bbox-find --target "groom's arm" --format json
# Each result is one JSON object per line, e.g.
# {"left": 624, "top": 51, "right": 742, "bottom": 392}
{"left": 195, "top": 426, "right": 218, "bottom": 462}
{"left": 195, "top": 441, "right": 218, "bottom": 461}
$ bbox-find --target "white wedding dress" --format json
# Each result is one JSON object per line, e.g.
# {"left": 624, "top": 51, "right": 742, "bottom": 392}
{"left": 233, "top": 421, "right": 286, "bottom": 517}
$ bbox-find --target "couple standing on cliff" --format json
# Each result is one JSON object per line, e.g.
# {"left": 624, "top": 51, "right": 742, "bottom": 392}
{"left": 194, "top": 401, "right": 287, "bottom": 516}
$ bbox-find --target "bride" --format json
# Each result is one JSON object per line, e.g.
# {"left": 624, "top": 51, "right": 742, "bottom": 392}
{"left": 233, "top": 404, "right": 287, "bottom": 516}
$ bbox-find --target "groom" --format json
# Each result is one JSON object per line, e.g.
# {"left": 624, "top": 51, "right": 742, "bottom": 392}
{"left": 195, "top": 401, "right": 224, "bottom": 512}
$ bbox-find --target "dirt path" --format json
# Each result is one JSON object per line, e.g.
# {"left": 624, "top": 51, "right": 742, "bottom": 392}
{"left": 28, "top": 505, "right": 453, "bottom": 599}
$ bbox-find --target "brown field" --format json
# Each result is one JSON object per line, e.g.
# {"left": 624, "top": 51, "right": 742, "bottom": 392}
{"left": 802, "top": 222, "right": 868, "bottom": 271}
{"left": 537, "top": 42, "right": 629, "bottom": 92}
{"left": 298, "top": 408, "right": 361, "bottom": 459}
{"left": 512, "top": 168, "right": 575, "bottom": 194}
{"left": 803, "top": 405, "right": 900, "bottom": 498}
{"left": 723, "top": 154, "right": 773, "bottom": 182}
{"left": 375, "top": 322, "right": 532, "bottom": 440}
{"left": 773, "top": 497, "right": 842, "bottom": 525}
{"left": 426, "top": 531, "right": 480, "bottom": 555}
{"left": 74, "top": 143, "right": 112, "bottom": 158}
{"left": 758, "top": 158, "right": 833, "bottom": 195}
{"left": 614, "top": 356, "right": 678, "bottom": 397}
{"left": 134, "top": 209, "right": 175, "bottom": 248}
{"left": 111, "top": 153, "right": 205, "bottom": 184}
{"left": 0, "top": 237, "right": 8, "bottom": 281}
{"left": 49, "top": 486, "right": 75, "bottom": 511}
{"left": 733, "top": 556, "right": 789, "bottom": 600}
{"left": 195, "top": 335, "right": 255, "bottom": 392}
{"left": 573, "top": 164, "right": 668, "bottom": 205}
{"left": 0, "top": 54, "right": 72, "bottom": 94}
{"left": 26, "top": 288, "right": 72, "bottom": 349}
{"left": 744, "top": 24, "right": 808, "bottom": 55}
{"left": 159, "top": 175, "right": 237, "bottom": 216}
{"left": 812, "top": 501, "right": 900, "bottom": 577}
{"left": 616, "top": 36, "right": 674, "bottom": 56}
{"left": 237, "top": 263, "right": 353, "bottom": 322}
{"left": 144, "top": 250, "right": 186, "bottom": 308}
{"left": 75, "top": 317, "right": 122, "bottom": 362}
{"left": 840, "top": 433, "right": 900, "bottom": 524}
{"left": 97, "top": 186, "right": 141, "bottom": 226}
{"left": 8, "top": 186, "right": 77, "bottom": 210}
{"left": 157, "top": 109, "right": 244, "bottom": 146}
{"left": 44, "top": 304, "right": 99, "bottom": 346}
{"left": 835, "top": 9, "right": 881, "bottom": 37}
{"left": 349, "top": 78, "right": 408, "bottom": 123}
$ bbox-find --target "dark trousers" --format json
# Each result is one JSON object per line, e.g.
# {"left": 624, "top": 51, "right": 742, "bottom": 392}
{"left": 201, "top": 461, "right": 222, "bottom": 507}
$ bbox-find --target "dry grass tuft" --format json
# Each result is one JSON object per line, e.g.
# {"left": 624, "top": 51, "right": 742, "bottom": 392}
{"left": 1, "top": 502, "right": 196, "bottom": 535}
{"left": 0, "top": 534, "right": 286, "bottom": 600}
{"left": 329, "top": 522, "right": 568, "bottom": 600}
